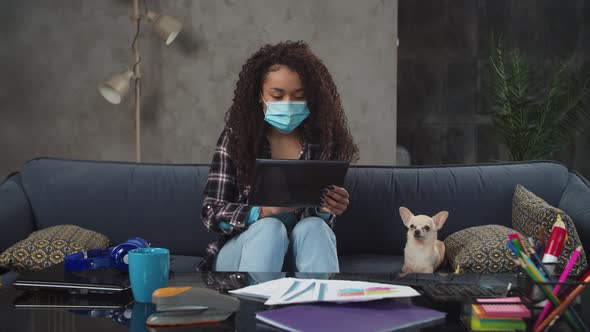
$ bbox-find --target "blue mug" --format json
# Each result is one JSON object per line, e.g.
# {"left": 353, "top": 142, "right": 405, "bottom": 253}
{"left": 128, "top": 247, "right": 170, "bottom": 303}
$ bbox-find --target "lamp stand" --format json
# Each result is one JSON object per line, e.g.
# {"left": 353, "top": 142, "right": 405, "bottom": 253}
{"left": 99, "top": 1, "right": 181, "bottom": 163}
{"left": 132, "top": 0, "right": 142, "bottom": 162}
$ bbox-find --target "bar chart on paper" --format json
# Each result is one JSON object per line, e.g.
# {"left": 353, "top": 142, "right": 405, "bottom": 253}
{"left": 338, "top": 287, "right": 398, "bottom": 297}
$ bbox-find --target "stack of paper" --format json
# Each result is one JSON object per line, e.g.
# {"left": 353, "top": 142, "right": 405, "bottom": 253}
{"left": 229, "top": 278, "right": 420, "bottom": 305}
{"left": 470, "top": 297, "right": 530, "bottom": 331}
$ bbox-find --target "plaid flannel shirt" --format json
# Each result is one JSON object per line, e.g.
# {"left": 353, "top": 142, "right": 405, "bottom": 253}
{"left": 198, "top": 128, "right": 336, "bottom": 271}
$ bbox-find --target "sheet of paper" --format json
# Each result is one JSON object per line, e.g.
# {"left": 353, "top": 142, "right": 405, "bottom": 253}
{"left": 266, "top": 279, "right": 419, "bottom": 305}
{"left": 228, "top": 277, "right": 298, "bottom": 299}
{"left": 229, "top": 278, "right": 420, "bottom": 306}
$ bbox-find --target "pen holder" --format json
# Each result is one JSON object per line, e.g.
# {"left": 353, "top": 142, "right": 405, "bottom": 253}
{"left": 529, "top": 277, "right": 590, "bottom": 331}
{"left": 461, "top": 274, "right": 590, "bottom": 332}
{"left": 530, "top": 262, "right": 559, "bottom": 302}
{"left": 530, "top": 279, "right": 589, "bottom": 305}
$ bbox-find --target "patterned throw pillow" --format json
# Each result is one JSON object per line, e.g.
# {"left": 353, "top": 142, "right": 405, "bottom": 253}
{"left": 444, "top": 225, "right": 531, "bottom": 273}
{"left": 512, "top": 185, "right": 588, "bottom": 277}
{"left": 0, "top": 225, "right": 110, "bottom": 272}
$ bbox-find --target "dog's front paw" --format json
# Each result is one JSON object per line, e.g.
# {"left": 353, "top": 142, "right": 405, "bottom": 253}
{"left": 400, "top": 266, "right": 412, "bottom": 276}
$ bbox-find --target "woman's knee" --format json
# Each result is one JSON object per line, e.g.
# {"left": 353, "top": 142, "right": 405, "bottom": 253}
{"left": 249, "top": 217, "right": 288, "bottom": 243}
{"left": 292, "top": 217, "right": 333, "bottom": 238}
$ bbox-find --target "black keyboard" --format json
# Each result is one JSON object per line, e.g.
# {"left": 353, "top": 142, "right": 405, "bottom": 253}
{"left": 370, "top": 272, "right": 518, "bottom": 287}
{"left": 369, "top": 272, "right": 453, "bottom": 286}
{"left": 422, "top": 283, "right": 508, "bottom": 303}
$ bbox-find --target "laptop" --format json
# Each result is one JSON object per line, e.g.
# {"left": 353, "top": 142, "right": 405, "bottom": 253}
{"left": 13, "top": 262, "right": 131, "bottom": 295}
{"left": 249, "top": 159, "right": 350, "bottom": 207}
{"left": 13, "top": 289, "right": 134, "bottom": 309}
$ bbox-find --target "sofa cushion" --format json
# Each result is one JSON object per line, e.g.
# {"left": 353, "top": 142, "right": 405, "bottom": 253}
{"left": 444, "top": 225, "right": 529, "bottom": 273}
{"left": 0, "top": 225, "right": 110, "bottom": 272}
{"left": 513, "top": 185, "right": 588, "bottom": 277}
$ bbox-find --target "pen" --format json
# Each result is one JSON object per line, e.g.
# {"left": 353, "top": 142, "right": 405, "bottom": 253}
{"left": 527, "top": 247, "right": 552, "bottom": 280}
{"left": 509, "top": 233, "right": 527, "bottom": 256}
{"left": 527, "top": 236, "right": 535, "bottom": 248}
{"left": 511, "top": 238, "right": 523, "bottom": 257}
{"left": 507, "top": 240, "right": 519, "bottom": 260}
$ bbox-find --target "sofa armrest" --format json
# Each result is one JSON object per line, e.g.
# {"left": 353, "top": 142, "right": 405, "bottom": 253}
{"left": 0, "top": 270, "right": 19, "bottom": 288}
{"left": 558, "top": 172, "right": 590, "bottom": 263}
{"left": 0, "top": 173, "right": 35, "bottom": 253}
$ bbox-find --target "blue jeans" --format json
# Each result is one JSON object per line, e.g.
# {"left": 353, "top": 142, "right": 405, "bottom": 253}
{"left": 213, "top": 216, "right": 339, "bottom": 273}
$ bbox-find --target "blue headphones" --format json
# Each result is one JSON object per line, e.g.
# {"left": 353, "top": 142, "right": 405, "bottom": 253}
{"left": 64, "top": 238, "right": 150, "bottom": 272}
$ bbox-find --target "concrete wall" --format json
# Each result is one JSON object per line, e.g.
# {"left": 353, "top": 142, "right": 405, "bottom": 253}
{"left": 397, "top": 0, "right": 590, "bottom": 178}
{"left": 0, "top": 0, "right": 398, "bottom": 178}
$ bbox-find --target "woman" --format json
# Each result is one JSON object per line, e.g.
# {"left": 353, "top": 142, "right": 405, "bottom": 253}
{"left": 199, "top": 41, "right": 358, "bottom": 273}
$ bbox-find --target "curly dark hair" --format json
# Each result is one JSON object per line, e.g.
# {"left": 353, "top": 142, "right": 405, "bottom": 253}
{"left": 225, "top": 40, "right": 359, "bottom": 184}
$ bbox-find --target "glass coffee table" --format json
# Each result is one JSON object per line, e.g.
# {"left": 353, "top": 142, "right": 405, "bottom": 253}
{"left": 1, "top": 271, "right": 588, "bottom": 331}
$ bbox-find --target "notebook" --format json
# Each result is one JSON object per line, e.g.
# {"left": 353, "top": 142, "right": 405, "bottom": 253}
{"left": 472, "top": 305, "right": 518, "bottom": 320}
{"left": 256, "top": 301, "right": 446, "bottom": 332}
{"left": 470, "top": 316, "right": 526, "bottom": 331}
{"left": 476, "top": 297, "right": 530, "bottom": 318}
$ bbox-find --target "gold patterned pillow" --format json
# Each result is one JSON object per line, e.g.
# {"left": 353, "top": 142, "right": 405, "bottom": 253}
{"left": 0, "top": 225, "right": 110, "bottom": 272}
{"left": 512, "top": 185, "right": 587, "bottom": 277}
{"left": 444, "top": 225, "right": 531, "bottom": 273}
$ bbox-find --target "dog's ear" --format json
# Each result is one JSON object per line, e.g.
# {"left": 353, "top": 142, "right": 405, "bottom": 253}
{"left": 432, "top": 211, "right": 449, "bottom": 230}
{"left": 399, "top": 207, "right": 414, "bottom": 227}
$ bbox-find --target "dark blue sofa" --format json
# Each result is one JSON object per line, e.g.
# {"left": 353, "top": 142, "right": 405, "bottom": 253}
{"left": 1, "top": 158, "right": 590, "bottom": 276}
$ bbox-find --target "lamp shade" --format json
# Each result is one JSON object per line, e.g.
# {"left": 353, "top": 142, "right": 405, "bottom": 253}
{"left": 98, "top": 70, "right": 134, "bottom": 104}
{"left": 146, "top": 11, "right": 182, "bottom": 45}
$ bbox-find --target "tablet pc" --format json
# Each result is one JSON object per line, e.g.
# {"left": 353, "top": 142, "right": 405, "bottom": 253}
{"left": 249, "top": 159, "right": 349, "bottom": 207}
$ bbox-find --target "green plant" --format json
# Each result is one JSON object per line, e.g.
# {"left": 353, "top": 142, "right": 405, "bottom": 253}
{"left": 490, "top": 39, "right": 590, "bottom": 161}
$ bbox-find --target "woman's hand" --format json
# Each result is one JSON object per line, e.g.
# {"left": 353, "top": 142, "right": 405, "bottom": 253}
{"left": 320, "top": 186, "right": 350, "bottom": 216}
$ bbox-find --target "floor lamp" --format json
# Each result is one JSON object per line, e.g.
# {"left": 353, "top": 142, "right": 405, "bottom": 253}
{"left": 98, "top": 0, "right": 182, "bottom": 162}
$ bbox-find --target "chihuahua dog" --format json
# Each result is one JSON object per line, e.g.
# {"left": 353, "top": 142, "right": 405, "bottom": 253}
{"left": 400, "top": 207, "right": 448, "bottom": 274}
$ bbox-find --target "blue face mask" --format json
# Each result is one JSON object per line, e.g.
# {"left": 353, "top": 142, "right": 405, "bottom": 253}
{"left": 263, "top": 101, "right": 310, "bottom": 133}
